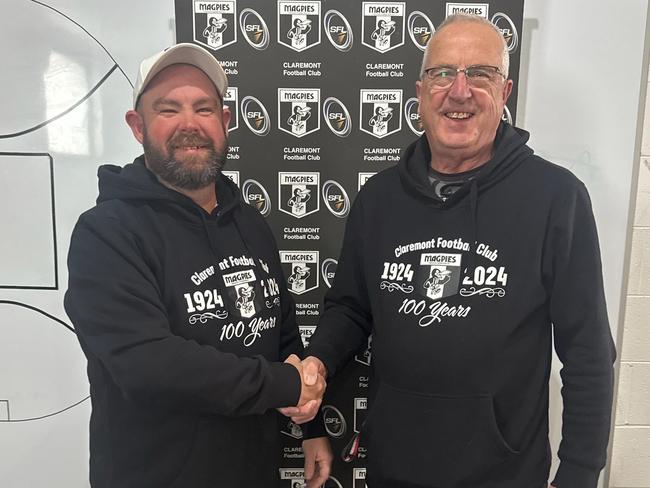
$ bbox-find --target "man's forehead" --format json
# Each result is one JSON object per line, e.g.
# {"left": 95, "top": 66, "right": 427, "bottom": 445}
{"left": 427, "top": 21, "right": 502, "bottom": 62}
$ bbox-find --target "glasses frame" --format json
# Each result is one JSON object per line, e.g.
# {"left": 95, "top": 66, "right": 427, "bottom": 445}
{"left": 421, "top": 65, "right": 506, "bottom": 89}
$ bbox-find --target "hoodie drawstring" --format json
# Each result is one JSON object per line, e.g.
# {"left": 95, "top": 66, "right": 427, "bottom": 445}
{"left": 465, "top": 180, "right": 479, "bottom": 277}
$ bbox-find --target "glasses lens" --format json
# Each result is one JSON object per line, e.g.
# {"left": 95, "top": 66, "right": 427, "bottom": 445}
{"left": 427, "top": 68, "right": 455, "bottom": 87}
{"left": 465, "top": 66, "right": 497, "bottom": 87}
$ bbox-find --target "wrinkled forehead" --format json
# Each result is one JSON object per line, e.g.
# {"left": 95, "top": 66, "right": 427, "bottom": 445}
{"left": 426, "top": 21, "right": 504, "bottom": 66}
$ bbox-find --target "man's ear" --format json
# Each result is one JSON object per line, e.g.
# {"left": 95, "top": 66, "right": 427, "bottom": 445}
{"left": 221, "top": 105, "right": 231, "bottom": 131}
{"left": 502, "top": 79, "right": 513, "bottom": 104}
{"left": 125, "top": 110, "right": 145, "bottom": 144}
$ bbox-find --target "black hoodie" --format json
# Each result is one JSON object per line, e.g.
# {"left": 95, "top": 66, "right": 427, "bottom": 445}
{"left": 306, "top": 124, "right": 615, "bottom": 488}
{"left": 65, "top": 157, "right": 319, "bottom": 487}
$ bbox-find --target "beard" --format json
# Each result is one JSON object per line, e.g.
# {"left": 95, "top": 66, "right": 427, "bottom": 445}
{"left": 143, "top": 129, "right": 228, "bottom": 190}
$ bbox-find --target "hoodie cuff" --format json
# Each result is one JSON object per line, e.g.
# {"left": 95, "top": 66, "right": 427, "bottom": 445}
{"left": 268, "top": 362, "right": 302, "bottom": 408}
{"left": 301, "top": 407, "right": 327, "bottom": 439}
{"left": 552, "top": 461, "right": 601, "bottom": 488}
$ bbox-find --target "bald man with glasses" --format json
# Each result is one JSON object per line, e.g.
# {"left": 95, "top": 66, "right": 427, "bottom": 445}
{"left": 294, "top": 14, "right": 615, "bottom": 488}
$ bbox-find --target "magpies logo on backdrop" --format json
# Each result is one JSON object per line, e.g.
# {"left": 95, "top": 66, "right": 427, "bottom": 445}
{"left": 280, "top": 250, "right": 319, "bottom": 295}
{"left": 445, "top": 3, "right": 489, "bottom": 19}
{"left": 362, "top": 2, "right": 405, "bottom": 53}
{"left": 358, "top": 172, "right": 376, "bottom": 191}
{"left": 224, "top": 87, "right": 238, "bottom": 132}
{"left": 279, "top": 172, "right": 320, "bottom": 218}
{"left": 360, "top": 89, "right": 402, "bottom": 138}
{"left": 222, "top": 171, "right": 239, "bottom": 187}
{"left": 278, "top": 1, "right": 321, "bottom": 51}
{"left": 193, "top": 0, "right": 237, "bottom": 51}
{"left": 278, "top": 89, "right": 320, "bottom": 137}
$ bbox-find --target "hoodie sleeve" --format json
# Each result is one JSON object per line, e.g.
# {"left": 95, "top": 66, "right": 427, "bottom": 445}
{"left": 305, "top": 194, "right": 373, "bottom": 378}
{"left": 65, "top": 211, "right": 301, "bottom": 416}
{"left": 546, "top": 182, "right": 615, "bottom": 488}
{"left": 258, "top": 221, "right": 327, "bottom": 439}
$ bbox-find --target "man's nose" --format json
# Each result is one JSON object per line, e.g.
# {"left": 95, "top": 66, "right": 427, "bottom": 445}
{"left": 447, "top": 72, "right": 472, "bottom": 100}
{"left": 178, "top": 110, "right": 200, "bottom": 131}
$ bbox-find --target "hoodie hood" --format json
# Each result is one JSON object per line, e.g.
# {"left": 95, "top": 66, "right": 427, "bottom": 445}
{"left": 398, "top": 123, "right": 535, "bottom": 275}
{"left": 97, "top": 155, "right": 242, "bottom": 223}
{"left": 398, "top": 122, "right": 534, "bottom": 208}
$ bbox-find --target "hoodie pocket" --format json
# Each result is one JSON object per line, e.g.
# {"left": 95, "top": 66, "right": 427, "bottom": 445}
{"left": 365, "top": 381, "right": 518, "bottom": 487}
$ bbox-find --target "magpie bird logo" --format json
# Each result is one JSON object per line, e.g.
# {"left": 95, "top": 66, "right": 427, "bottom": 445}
{"left": 193, "top": 0, "right": 237, "bottom": 51}
{"left": 278, "top": 1, "right": 321, "bottom": 51}
{"left": 362, "top": 2, "right": 405, "bottom": 53}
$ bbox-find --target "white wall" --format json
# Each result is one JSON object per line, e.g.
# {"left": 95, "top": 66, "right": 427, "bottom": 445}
{"left": 518, "top": 1, "right": 649, "bottom": 486}
{"left": 0, "top": 0, "right": 647, "bottom": 486}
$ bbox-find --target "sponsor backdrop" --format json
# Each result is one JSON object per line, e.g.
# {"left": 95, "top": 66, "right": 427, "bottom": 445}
{"left": 175, "top": 1, "right": 524, "bottom": 486}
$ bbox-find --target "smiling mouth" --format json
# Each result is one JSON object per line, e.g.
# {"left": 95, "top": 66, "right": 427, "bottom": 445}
{"left": 175, "top": 145, "right": 208, "bottom": 150}
{"left": 445, "top": 112, "right": 473, "bottom": 120}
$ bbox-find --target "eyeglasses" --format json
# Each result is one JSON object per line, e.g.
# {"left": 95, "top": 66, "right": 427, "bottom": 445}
{"left": 422, "top": 65, "right": 506, "bottom": 89}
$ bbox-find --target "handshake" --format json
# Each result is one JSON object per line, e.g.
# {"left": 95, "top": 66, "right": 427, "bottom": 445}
{"left": 278, "top": 354, "right": 328, "bottom": 424}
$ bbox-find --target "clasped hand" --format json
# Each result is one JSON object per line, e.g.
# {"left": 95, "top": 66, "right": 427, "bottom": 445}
{"left": 278, "top": 355, "right": 327, "bottom": 424}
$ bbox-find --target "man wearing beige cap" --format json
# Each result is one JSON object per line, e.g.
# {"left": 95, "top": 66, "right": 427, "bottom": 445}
{"left": 65, "top": 43, "right": 331, "bottom": 488}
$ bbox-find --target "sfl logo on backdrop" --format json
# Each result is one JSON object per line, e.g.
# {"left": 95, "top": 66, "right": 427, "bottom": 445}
{"left": 360, "top": 89, "right": 403, "bottom": 138}
{"left": 491, "top": 12, "right": 519, "bottom": 53}
{"left": 322, "top": 180, "right": 350, "bottom": 218}
{"left": 278, "top": 89, "right": 320, "bottom": 137}
{"left": 323, "top": 97, "right": 352, "bottom": 137}
{"left": 322, "top": 405, "right": 347, "bottom": 438}
{"left": 193, "top": 0, "right": 237, "bottom": 51}
{"left": 407, "top": 11, "right": 434, "bottom": 51}
{"left": 404, "top": 97, "right": 423, "bottom": 136}
{"left": 324, "top": 9, "right": 353, "bottom": 51}
{"left": 280, "top": 251, "right": 320, "bottom": 295}
{"left": 223, "top": 87, "right": 238, "bottom": 132}
{"left": 362, "top": 2, "right": 405, "bottom": 53}
{"left": 278, "top": 1, "right": 321, "bottom": 51}
{"left": 321, "top": 258, "right": 337, "bottom": 288}
{"left": 241, "top": 96, "right": 270, "bottom": 136}
{"left": 239, "top": 8, "right": 270, "bottom": 50}
{"left": 279, "top": 172, "right": 320, "bottom": 218}
{"left": 242, "top": 179, "right": 271, "bottom": 217}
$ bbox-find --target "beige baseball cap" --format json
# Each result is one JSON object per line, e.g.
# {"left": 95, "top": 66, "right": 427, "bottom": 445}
{"left": 132, "top": 43, "right": 228, "bottom": 108}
